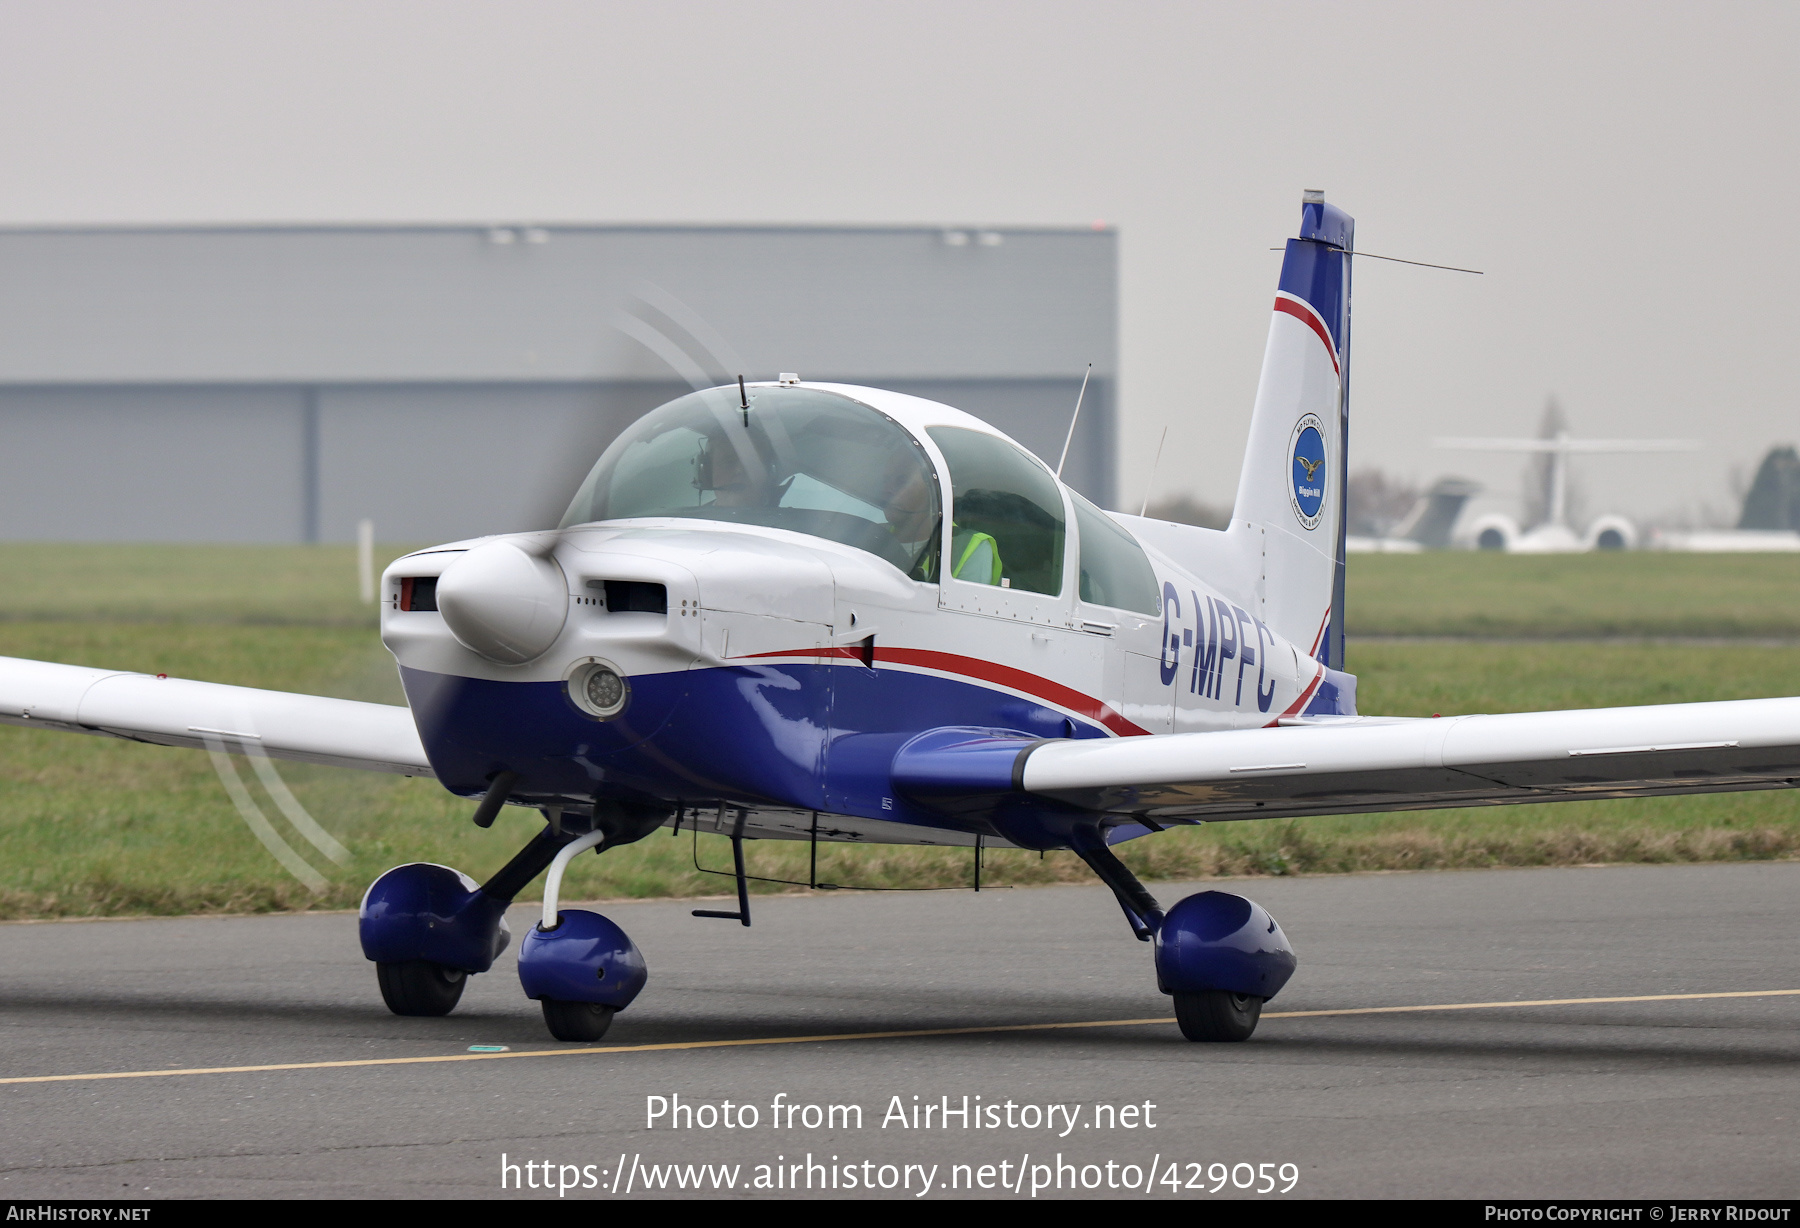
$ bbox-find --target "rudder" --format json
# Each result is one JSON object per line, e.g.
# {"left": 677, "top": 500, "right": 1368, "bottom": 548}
{"left": 1227, "top": 190, "right": 1353, "bottom": 668}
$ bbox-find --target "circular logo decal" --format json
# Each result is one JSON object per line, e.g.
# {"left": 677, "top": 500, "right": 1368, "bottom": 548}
{"left": 1289, "top": 415, "right": 1328, "bottom": 530}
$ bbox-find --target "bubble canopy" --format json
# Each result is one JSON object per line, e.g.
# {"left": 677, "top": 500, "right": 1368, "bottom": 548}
{"left": 560, "top": 386, "right": 942, "bottom": 574}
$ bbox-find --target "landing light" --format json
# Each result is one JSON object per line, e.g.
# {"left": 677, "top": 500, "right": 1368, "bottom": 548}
{"left": 567, "top": 658, "right": 630, "bottom": 720}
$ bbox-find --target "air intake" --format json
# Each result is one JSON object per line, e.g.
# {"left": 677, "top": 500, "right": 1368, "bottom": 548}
{"left": 601, "top": 580, "right": 667, "bottom": 615}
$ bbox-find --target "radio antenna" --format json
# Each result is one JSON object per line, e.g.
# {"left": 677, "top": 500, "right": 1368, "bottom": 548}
{"left": 1138, "top": 425, "right": 1170, "bottom": 517}
{"left": 737, "top": 374, "right": 749, "bottom": 427}
{"left": 1055, "top": 363, "right": 1092, "bottom": 479}
{"left": 1273, "top": 245, "right": 1482, "bottom": 275}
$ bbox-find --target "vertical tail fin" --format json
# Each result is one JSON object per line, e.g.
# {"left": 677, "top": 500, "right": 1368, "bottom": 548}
{"left": 1396, "top": 477, "right": 1481, "bottom": 549}
{"left": 1229, "top": 191, "right": 1353, "bottom": 667}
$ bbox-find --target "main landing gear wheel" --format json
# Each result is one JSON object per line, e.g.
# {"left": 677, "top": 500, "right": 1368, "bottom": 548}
{"left": 1174, "top": 990, "right": 1264, "bottom": 1042}
{"left": 541, "top": 999, "right": 617, "bottom": 1043}
{"left": 376, "top": 960, "right": 468, "bottom": 1017}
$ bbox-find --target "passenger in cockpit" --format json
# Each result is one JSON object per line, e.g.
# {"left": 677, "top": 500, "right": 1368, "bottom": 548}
{"left": 883, "top": 456, "right": 1004, "bottom": 586}
{"left": 950, "top": 528, "right": 1003, "bottom": 585}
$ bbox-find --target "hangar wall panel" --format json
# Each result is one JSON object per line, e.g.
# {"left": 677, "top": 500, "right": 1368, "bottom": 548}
{"left": 317, "top": 382, "right": 684, "bottom": 544}
{"left": 0, "top": 224, "right": 1118, "bottom": 541}
{"left": 0, "top": 387, "right": 306, "bottom": 541}
{"left": 0, "top": 227, "right": 1114, "bottom": 385}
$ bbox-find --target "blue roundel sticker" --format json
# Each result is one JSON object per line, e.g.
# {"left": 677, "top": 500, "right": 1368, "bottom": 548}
{"left": 1289, "top": 415, "right": 1327, "bottom": 530}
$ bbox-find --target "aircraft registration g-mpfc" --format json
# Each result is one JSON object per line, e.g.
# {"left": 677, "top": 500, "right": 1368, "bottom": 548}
{"left": 7, "top": 193, "right": 1799, "bottom": 1044}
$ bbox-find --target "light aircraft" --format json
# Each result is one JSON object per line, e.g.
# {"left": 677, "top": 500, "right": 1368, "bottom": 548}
{"left": 6, "top": 192, "right": 1799, "bottom": 1045}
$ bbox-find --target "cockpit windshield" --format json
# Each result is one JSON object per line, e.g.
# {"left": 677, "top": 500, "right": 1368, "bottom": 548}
{"left": 560, "top": 386, "right": 942, "bottom": 575}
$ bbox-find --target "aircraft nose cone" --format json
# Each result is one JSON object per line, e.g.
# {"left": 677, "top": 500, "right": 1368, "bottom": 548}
{"left": 437, "top": 541, "right": 569, "bottom": 664}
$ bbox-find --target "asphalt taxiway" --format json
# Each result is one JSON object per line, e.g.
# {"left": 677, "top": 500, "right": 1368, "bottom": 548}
{"left": 1, "top": 861, "right": 1795, "bottom": 1200}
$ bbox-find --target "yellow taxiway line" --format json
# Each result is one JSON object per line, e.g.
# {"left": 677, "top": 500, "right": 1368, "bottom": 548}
{"left": 2, "top": 988, "right": 1794, "bottom": 1088}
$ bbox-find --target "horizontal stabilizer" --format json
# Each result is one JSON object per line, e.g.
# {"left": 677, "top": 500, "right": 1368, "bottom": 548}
{"left": 0, "top": 656, "right": 433, "bottom": 776}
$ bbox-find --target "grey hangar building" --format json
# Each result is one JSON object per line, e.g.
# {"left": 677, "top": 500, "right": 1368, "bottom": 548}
{"left": 0, "top": 223, "right": 1117, "bottom": 544}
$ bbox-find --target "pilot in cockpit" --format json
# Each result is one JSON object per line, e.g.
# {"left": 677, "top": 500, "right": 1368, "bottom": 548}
{"left": 879, "top": 454, "right": 1003, "bottom": 587}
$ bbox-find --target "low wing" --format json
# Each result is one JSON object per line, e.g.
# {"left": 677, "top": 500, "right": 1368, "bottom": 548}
{"left": 1017, "top": 699, "right": 1800, "bottom": 821}
{"left": 0, "top": 656, "right": 433, "bottom": 777}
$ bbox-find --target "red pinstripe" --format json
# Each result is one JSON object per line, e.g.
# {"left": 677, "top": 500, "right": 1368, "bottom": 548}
{"left": 735, "top": 645, "right": 1149, "bottom": 737}
{"left": 1308, "top": 607, "right": 1331, "bottom": 656}
{"left": 1273, "top": 294, "right": 1340, "bottom": 375}
{"left": 1266, "top": 662, "right": 1326, "bottom": 727}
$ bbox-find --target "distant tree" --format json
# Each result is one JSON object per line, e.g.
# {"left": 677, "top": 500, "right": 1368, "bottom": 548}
{"left": 1142, "top": 494, "right": 1230, "bottom": 530}
{"left": 1737, "top": 445, "right": 1800, "bottom": 530}
{"left": 1345, "top": 468, "right": 1419, "bottom": 538}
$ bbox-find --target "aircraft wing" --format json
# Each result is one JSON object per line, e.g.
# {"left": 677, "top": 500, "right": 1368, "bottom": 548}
{"left": 1015, "top": 698, "right": 1800, "bottom": 821}
{"left": 0, "top": 656, "right": 433, "bottom": 777}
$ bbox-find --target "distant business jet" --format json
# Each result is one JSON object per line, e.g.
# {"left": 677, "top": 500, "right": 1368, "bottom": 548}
{"left": 1436, "top": 431, "right": 1698, "bottom": 552}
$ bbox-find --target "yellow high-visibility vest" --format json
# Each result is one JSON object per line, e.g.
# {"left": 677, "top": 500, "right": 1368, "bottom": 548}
{"left": 951, "top": 529, "right": 1003, "bottom": 585}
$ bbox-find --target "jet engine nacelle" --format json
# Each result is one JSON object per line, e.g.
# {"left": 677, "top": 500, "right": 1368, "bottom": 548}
{"left": 1466, "top": 512, "right": 1519, "bottom": 553}
{"left": 1584, "top": 514, "right": 1637, "bottom": 551}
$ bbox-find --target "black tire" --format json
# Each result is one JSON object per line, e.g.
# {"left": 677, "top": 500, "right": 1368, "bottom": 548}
{"left": 1174, "top": 990, "right": 1264, "bottom": 1042}
{"left": 376, "top": 960, "right": 468, "bottom": 1017}
{"left": 541, "top": 999, "right": 617, "bottom": 1043}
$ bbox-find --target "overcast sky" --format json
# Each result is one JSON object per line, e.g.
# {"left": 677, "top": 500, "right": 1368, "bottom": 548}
{"left": 1, "top": 1, "right": 1793, "bottom": 525}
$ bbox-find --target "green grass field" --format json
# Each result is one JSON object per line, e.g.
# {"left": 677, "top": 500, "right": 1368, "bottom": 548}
{"left": 0, "top": 545, "right": 1794, "bottom": 919}
{"left": 0, "top": 542, "right": 420, "bottom": 628}
{"left": 1345, "top": 551, "right": 1800, "bottom": 638}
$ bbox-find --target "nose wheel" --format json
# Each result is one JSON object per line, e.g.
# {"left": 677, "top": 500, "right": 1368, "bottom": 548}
{"left": 376, "top": 960, "right": 468, "bottom": 1017}
{"left": 520, "top": 831, "right": 649, "bottom": 1041}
